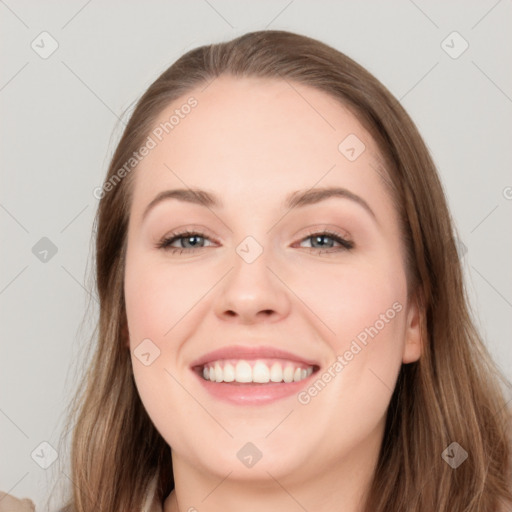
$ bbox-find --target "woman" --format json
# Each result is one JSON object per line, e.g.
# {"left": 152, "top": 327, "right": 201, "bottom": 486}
{"left": 53, "top": 30, "right": 512, "bottom": 511}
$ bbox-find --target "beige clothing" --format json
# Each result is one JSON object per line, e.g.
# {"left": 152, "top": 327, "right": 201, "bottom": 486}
{"left": 0, "top": 491, "right": 35, "bottom": 512}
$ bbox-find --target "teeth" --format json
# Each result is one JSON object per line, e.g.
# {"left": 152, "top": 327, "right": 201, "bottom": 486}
{"left": 214, "top": 362, "right": 223, "bottom": 383}
{"left": 200, "top": 359, "right": 314, "bottom": 384}
{"left": 283, "top": 366, "right": 294, "bottom": 383}
{"left": 235, "top": 361, "right": 252, "bottom": 383}
{"left": 253, "top": 361, "right": 270, "bottom": 383}
{"left": 223, "top": 362, "right": 235, "bottom": 382}
{"left": 269, "top": 362, "right": 283, "bottom": 382}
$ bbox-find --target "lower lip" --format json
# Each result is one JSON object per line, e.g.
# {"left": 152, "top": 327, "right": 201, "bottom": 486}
{"left": 192, "top": 369, "right": 317, "bottom": 405}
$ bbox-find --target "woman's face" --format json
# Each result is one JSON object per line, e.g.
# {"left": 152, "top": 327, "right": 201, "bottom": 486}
{"left": 124, "top": 76, "right": 421, "bottom": 486}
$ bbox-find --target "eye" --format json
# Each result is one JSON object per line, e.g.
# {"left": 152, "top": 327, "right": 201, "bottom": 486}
{"left": 156, "top": 230, "right": 215, "bottom": 254}
{"left": 296, "top": 229, "right": 354, "bottom": 253}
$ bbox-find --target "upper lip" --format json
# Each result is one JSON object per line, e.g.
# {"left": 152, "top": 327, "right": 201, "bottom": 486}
{"left": 190, "top": 345, "right": 320, "bottom": 369}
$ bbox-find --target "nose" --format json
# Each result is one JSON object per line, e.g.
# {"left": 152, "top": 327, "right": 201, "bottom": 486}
{"left": 213, "top": 246, "right": 291, "bottom": 324}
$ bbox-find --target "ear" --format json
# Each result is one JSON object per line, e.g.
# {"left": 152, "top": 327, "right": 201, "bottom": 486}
{"left": 402, "top": 291, "right": 423, "bottom": 364}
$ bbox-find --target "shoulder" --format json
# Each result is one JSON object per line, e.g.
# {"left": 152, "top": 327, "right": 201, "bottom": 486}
{"left": 0, "top": 491, "right": 35, "bottom": 512}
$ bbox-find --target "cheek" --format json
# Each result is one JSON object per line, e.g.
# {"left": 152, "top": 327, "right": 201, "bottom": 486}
{"left": 295, "top": 254, "right": 408, "bottom": 412}
{"left": 124, "top": 254, "right": 205, "bottom": 450}
{"left": 294, "top": 271, "right": 406, "bottom": 458}
{"left": 124, "top": 252, "right": 218, "bottom": 415}
{"left": 130, "top": 361, "right": 203, "bottom": 460}
{"left": 293, "top": 255, "right": 408, "bottom": 346}
{"left": 124, "top": 254, "right": 208, "bottom": 344}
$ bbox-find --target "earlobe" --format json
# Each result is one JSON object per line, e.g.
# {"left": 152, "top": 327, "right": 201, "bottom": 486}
{"left": 402, "top": 292, "right": 424, "bottom": 364}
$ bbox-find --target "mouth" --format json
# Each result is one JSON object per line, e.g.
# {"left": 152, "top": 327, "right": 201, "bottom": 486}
{"left": 194, "top": 358, "right": 317, "bottom": 384}
{"left": 190, "top": 346, "right": 320, "bottom": 405}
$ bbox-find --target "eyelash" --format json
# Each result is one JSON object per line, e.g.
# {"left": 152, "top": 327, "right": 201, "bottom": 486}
{"left": 155, "top": 228, "right": 354, "bottom": 255}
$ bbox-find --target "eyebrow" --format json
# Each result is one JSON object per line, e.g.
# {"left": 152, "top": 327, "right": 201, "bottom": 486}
{"left": 142, "top": 186, "right": 376, "bottom": 221}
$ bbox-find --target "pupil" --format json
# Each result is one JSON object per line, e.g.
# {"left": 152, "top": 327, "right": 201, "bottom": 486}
{"left": 313, "top": 235, "right": 332, "bottom": 248}
{"left": 185, "top": 235, "right": 201, "bottom": 248}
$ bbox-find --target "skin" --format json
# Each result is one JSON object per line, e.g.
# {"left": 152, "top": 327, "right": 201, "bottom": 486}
{"left": 123, "top": 75, "right": 422, "bottom": 512}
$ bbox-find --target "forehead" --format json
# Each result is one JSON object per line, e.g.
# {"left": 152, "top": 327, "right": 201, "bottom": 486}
{"left": 130, "top": 75, "right": 390, "bottom": 216}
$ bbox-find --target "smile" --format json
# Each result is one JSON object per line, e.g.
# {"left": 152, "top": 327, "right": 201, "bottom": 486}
{"left": 190, "top": 345, "right": 321, "bottom": 405}
{"left": 200, "top": 358, "right": 315, "bottom": 384}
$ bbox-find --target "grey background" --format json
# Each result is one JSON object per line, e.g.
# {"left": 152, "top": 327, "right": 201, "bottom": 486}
{"left": 1, "top": 0, "right": 511, "bottom": 509}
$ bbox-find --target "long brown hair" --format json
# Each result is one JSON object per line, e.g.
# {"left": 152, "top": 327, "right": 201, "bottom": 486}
{"left": 58, "top": 30, "right": 512, "bottom": 511}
